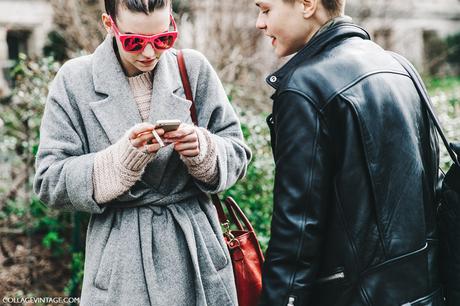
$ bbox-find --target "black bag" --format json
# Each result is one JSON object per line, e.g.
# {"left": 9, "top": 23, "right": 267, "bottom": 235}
{"left": 392, "top": 52, "right": 460, "bottom": 305}
{"left": 438, "top": 145, "right": 460, "bottom": 305}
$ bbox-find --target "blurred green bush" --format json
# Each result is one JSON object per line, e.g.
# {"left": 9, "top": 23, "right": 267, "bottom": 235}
{"left": 426, "top": 77, "right": 460, "bottom": 170}
{"left": 224, "top": 104, "right": 274, "bottom": 250}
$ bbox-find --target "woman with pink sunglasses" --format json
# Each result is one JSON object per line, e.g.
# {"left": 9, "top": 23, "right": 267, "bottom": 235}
{"left": 33, "top": 0, "right": 251, "bottom": 305}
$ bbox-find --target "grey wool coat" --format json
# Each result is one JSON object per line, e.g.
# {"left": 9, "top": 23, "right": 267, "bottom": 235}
{"left": 33, "top": 35, "right": 251, "bottom": 306}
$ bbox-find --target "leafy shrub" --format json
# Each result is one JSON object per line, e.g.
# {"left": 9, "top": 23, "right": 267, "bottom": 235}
{"left": 0, "top": 55, "right": 83, "bottom": 295}
{"left": 224, "top": 105, "right": 274, "bottom": 251}
{"left": 64, "top": 252, "right": 85, "bottom": 296}
{"left": 427, "top": 77, "right": 460, "bottom": 170}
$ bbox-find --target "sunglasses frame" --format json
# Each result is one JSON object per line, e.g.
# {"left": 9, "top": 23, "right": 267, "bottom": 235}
{"left": 109, "top": 14, "right": 178, "bottom": 53}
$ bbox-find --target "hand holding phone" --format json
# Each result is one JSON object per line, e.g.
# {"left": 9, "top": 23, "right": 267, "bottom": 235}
{"left": 128, "top": 122, "right": 165, "bottom": 154}
{"left": 163, "top": 122, "right": 200, "bottom": 157}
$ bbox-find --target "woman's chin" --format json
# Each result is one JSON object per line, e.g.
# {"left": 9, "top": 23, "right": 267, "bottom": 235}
{"left": 136, "top": 64, "right": 155, "bottom": 72}
{"left": 135, "top": 60, "right": 158, "bottom": 72}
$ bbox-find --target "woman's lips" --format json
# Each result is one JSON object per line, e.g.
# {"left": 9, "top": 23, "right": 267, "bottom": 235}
{"left": 138, "top": 58, "right": 156, "bottom": 65}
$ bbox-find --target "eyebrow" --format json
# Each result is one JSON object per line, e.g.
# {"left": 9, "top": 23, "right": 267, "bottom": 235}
{"left": 124, "top": 29, "right": 169, "bottom": 35}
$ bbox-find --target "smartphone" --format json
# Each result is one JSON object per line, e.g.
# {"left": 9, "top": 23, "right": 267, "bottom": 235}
{"left": 156, "top": 119, "right": 181, "bottom": 132}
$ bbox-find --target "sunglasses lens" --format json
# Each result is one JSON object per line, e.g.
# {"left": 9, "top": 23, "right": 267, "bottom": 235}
{"left": 123, "top": 37, "right": 145, "bottom": 52}
{"left": 154, "top": 35, "right": 175, "bottom": 49}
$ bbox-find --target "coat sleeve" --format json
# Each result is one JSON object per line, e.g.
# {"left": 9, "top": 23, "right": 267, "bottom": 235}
{"left": 33, "top": 68, "right": 106, "bottom": 214}
{"left": 260, "top": 91, "right": 333, "bottom": 306}
{"left": 185, "top": 50, "right": 252, "bottom": 194}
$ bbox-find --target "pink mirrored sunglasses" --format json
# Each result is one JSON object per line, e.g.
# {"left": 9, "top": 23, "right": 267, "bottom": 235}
{"left": 109, "top": 14, "right": 178, "bottom": 53}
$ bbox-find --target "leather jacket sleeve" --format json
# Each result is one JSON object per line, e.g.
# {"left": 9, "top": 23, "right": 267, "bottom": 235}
{"left": 260, "top": 91, "right": 333, "bottom": 306}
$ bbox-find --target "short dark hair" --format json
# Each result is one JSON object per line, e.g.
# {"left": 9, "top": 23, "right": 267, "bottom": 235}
{"left": 321, "top": 0, "right": 344, "bottom": 15}
{"left": 283, "top": 0, "right": 344, "bottom": 16}
{"left": 105, "top": 0, "right": 169, "bottom": 19}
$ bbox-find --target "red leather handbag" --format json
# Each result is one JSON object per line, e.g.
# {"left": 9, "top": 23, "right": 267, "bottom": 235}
{"left": 177, "top": 50, "right": 264, "bottom": 306}
{"left": 212, "top": 195, "right": 264, "bottom": 306}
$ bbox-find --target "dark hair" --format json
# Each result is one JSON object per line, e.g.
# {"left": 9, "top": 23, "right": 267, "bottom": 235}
{"left": 283, "top": 0, "right": 344, "bottom": 16}
{"left": 321, "top": 0, "right": 344, "bottom": 15}
{"left": 105, "top": 0, "right": 169, "bottom": 19}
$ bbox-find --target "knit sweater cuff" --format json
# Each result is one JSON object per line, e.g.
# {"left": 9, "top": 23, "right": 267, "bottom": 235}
{"left": 92, "top": 135, "right": 154, "bottom": 204}
{"left": 118, "top": 137, "right": 153, "bottom": 171}
{"left": 181, "top": 127, "right": 219, "bottom": 185}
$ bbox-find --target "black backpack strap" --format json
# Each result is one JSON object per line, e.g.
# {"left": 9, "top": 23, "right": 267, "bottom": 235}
{"left": 390, "top": 51, "right": 460, "bottom": 166}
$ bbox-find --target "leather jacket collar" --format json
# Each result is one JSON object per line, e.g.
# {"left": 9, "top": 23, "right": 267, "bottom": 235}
{"left": 266, "top": 22, "right": 371, "bottom": 90}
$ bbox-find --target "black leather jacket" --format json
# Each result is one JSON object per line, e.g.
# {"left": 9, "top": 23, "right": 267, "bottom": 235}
{"left": 261, "top": 22, "right": 442, "bottom": 306}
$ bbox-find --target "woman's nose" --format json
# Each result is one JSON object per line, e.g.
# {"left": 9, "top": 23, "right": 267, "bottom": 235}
{"left": 142, "top": 42, "right": 156, "bottom": 58}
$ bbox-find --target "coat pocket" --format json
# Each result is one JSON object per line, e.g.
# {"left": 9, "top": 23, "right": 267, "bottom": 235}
{"left": 194, "top": 211, "right": 228, "bottom": 271}
{"left": 93, "top": 227, "right": 119, "bottom": 290}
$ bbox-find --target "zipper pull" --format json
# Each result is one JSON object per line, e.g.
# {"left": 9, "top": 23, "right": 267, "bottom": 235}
{"left": 287, "top": 296, "right": 296, "bottom": 306}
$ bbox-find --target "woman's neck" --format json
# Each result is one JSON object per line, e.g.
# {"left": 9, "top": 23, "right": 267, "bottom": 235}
{"left": 112, "top": 38, "right": 151, "bottom": 77}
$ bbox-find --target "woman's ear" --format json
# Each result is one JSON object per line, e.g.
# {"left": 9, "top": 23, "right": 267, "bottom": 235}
{"left": 301, "top": 0, "right": 318, "bottom": 19}
{"left": 101, "top": 13, "right": 113, "bottom": 34}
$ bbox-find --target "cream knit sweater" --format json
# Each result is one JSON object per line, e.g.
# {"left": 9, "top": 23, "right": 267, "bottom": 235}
{"left": 92, "top": 71, "right": 219, "bottom": 204}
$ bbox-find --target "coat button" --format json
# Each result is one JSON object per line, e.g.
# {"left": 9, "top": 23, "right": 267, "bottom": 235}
{"left": 269, "top": 76, "right": 277, "bottom": 83}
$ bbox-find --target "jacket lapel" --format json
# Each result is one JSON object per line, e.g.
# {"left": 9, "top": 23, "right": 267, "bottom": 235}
{"left": 89, "top": 36, "right": 193, "bottom": 145}
{"left": 141, "top": 50, "right": 194, "bottom": 192}
{"left": 147, "top": 50, "right": 193, "bottom": 126}
{"left": 266, "top": 22, "right": 370, "bottom": 90}
{"left": 89, "top": 35, "right": 142, "bottom": 144}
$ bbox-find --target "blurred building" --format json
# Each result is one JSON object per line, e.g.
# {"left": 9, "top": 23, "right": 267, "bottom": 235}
{"left": 347, "top": 0, "right": 460, "bottom": 74}
{"left": 0, "top": 0, "right": 53, "bottom": 97}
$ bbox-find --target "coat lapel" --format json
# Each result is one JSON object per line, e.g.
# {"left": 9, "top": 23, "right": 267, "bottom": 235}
{"left": 89, "top": 36, "right": 193, "bottom": 145}
{"left": 147, "top": 50, "right": 193, "bottom": 126}
{"left": 89, "top": 35, "right": 142, "bottom": 144}
{"left": 140, "top": 50, "right": 194, "bottom": 192}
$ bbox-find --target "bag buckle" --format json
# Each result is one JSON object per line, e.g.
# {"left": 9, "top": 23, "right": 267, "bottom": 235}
{"left": 222, "top": 220, "right": 236, "bottom": 242}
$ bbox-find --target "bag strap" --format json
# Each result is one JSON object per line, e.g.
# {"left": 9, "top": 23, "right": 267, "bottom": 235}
{"left": 177, "top": 50, "right": 198, "bottom": 125}
{"left": 176, "top": 50, "right": 228, "bottom": 223}
{"left": 390, "top": 51, "right": 460, "bottom": 166}
{"left": 225, "top": 197, "right": 254, "bottom": 232}
{"left": 210, "top": 193, "right": 228, "bottom": 224}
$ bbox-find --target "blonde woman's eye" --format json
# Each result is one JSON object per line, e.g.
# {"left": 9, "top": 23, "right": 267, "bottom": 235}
{"left": 263, "top": 10, "right": 269, "bottom": 14}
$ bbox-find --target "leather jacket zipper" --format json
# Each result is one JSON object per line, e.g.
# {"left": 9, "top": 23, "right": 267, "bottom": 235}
{"left": 316, "top": 271, "right": 345, "bottom": 284}
{"left": 287, "top": 296, "right": 296, "bottom": 306}
{"left": 285, "top": 270, "right": 345, "bottom": 306}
